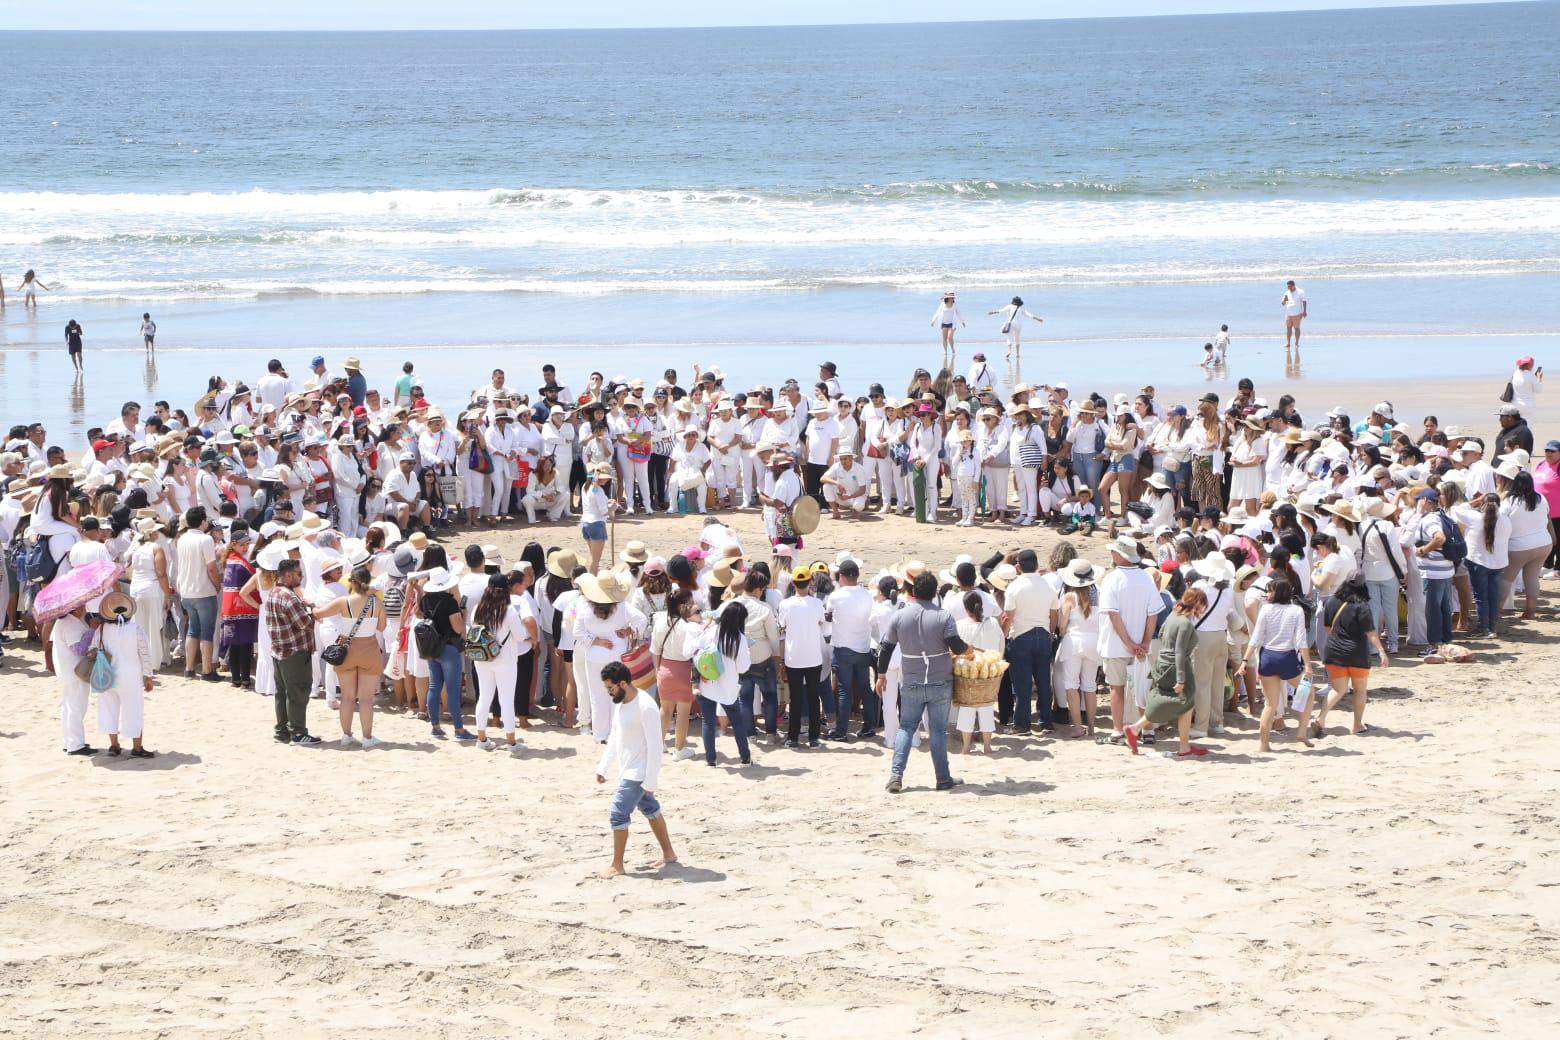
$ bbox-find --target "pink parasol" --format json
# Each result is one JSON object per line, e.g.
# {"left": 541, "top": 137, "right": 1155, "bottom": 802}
{"left": 32, "top": 559, "right": 124, "bottom": 624}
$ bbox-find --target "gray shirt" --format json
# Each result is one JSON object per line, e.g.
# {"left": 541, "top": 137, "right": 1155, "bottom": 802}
{"left": 879, "top": 599, "right": 967, "bottom": 685}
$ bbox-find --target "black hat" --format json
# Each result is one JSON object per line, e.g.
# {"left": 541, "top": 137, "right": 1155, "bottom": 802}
{"left": 821, "top": 361, "right": 837, "bottom": 373}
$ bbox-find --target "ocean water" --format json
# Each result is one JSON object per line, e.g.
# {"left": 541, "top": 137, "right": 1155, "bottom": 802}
{"left": 1, "top": 4, "right": 1558, "bottom": 440}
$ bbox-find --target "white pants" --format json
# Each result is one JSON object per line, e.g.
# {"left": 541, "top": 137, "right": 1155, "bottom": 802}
{"left": 60, "top": 674, "right": 90, "bottom": 751}
{"left": 676, "top": 479, "right": 708, "bottom": 514}
{"left": 334, "top": 486, "right": 361, "bottom": 536}
{"left": 131, "top": 586, "right": 167, "bottom": 673}
{"left": 1015, "top": 467, "right": 1040, "bottom": 518}
{"left": 823, "top": 484, "right": 866, "bottom": 513}
{"left": 1004, "top": 328, "right": 1024, "bottom": 353}
{"left": 984, "top": 466, "right": 1010, "bottom": 513}
{"left": 572, "top": 651, "right": 592, "bottom": 731}
{"left": 463, "top": 470, "right": 489, "bottom": 515}
{"left": 957, "top": 475, "right": 979, "bottom": 523}
{"left": 921, "top": 459, "right": 941, "bottom": 521}
{"left": 709, "top": 452, "right": 739, "bottom": 493}
{"left": 473, "top": 657, "right": 518, "bottom": 735}
{"left": 584, "top": 652, "right": 614, "bottom": 741}
{"left": 870, "top": 456, "right": 896, "bottom": 509}
{"left": 522, "top": 491, "right": 567, "bottom": 523}
{"left": 489, "top": 459, "right": 516, "bottom": 516}
{"left": 1036, "top": 483, "right": 1069, "bottom": 516}
{"left": 740, "top": 450, "right": 763, "bottom": 506}
{"left": 618, "top": 457, "right": 653, "bottom": 513}
{"left": 879, "top": 666, "right": 923, "bottom": 749}
{"left": 98, "top": 683, "right": 144, "bottom": 739}
{"left": 955, "top": 705, "right": 995, "bottom": 734}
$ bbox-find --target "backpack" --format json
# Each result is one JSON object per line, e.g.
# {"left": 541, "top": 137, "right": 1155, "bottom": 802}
{"left": 25, "top": 536, "right": 59, "bottom": 586}
{"left": 1436, "top": 511, "right": 1468, "bottom": 565}
{"left": 462, "top": 622, "right": 509, "bottom": 662}
{"left": 413, "top": 596, "right": 446, "bottom": 658}
{"left": 693, "top": 637, "right": 724, "bottom": 682}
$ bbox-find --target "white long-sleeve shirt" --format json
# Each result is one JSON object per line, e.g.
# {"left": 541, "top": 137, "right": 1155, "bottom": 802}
{"left": 931, "top": 302, "right": 965, "bottom": 327}
{"left": 597, "top": 691, "right": 663, "bottom": 790}
{"left": 1247, "top": 602, "right": 1309, "bottom": 654}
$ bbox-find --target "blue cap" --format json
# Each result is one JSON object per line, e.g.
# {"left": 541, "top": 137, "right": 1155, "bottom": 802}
{"left": 1168, "top": 405, "right": 1187, "bottom": 417}
{"left": 1546, "top": 440, "right": 1560, "bottom": 452}
{"left": 311, "top": 355, "right": 325, "bottom": 367}
{"left": 1414, "top": 488, "right": 1440, "bottom": 502}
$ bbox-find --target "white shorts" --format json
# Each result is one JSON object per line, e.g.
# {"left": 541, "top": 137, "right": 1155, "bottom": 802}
{"left": 1058, "top": 651, "right": 1101, "bottom": 694}
{"left": 955, "top": 705, "right": 995, "bottom": 734}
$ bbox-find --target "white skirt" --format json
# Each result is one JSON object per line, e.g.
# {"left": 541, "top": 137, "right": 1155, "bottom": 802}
{"left": 1230, "top": 465, "right": 1264, "bottom": 500}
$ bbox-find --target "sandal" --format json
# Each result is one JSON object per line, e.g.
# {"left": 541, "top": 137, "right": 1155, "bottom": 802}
{"left": 1177, "top": 746, "right": 1209, "bottom": 758}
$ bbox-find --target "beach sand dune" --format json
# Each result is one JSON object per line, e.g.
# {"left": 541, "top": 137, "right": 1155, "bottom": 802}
{"left": 4, "top": 511, "right": 1559, "bottom": 1037}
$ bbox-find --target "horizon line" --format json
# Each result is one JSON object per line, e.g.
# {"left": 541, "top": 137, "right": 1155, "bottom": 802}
{"left": 0, "top": 1, "right": 1542, "bottom": 34}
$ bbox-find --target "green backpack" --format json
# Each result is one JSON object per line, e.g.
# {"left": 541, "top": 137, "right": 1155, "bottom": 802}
{"left": 461, "top": 624, "right": 509, "bottom": 663}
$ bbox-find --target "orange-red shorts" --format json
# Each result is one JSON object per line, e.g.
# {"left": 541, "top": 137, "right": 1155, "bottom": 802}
{"left": 1326, "top": 665, "right": 1369, "bottom": 682}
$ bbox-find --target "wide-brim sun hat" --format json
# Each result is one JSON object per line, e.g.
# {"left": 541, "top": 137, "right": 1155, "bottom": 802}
{"left": 985, "top": 563, "right": 1018, "bottom": 591}
{"left": 1193, "top": 555, "right": 1236, "bottom": 582}
{"left": 546, "top": 548, "right": 580, "bottom": 579}
{"left": 1062, "top": 558, "right": 1098, "bottom": 588}
{"left": 422, "top": 567, "right": 459, "bottom": 593}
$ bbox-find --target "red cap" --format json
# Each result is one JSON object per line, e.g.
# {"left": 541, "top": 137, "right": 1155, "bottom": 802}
{"left": 353, "top": 406, "right": 367, "bottom": 417}
{"left": 1159, "top": 560, "right": 1179, "bottom": 574}
{"left": 1517, "top": 355, "right": 1535, "bottom": 369}
{"left": 91, "top": 439, "right": 113, "bottom": 452}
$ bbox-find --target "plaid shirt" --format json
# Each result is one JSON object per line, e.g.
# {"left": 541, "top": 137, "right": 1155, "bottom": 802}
{"left": 266, "top": 584, "right": 316, "bottom": 659}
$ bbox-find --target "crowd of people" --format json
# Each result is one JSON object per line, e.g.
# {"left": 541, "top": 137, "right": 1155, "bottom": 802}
{"left": 2, "top": 340, "right": 1555, "bottom": 854}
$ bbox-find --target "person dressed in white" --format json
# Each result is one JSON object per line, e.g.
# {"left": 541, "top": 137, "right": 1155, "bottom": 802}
{"left": 705, "top": 399, "right": 743, "bottom": 508}
{"left": 670, "top": 427, "right": 712, "bottom": 514}
{"left": 1282, "top": 279, "right": 1308, "bottom": 350}
{"left": 966, "top": 354, "right": 995, "bottom": 392}
{"left": 987, "top": 296, "right": 1043, "bottom": 361}
{"left": 576, "top": 570, "right": 638, "bottom": 743}
{"left": 541, "top": 406, "right": 576, "bottom": 508}
{"left": 95, "top": 592, "right": 157, "bottom": 758}
{"left": 1054, "top": 559, "right": 1103, "bottom": 738}
{"left": 469, "top": 574, "right": 525, "bottom": 751}
{"left": 738, "top": 401, "right": 768, "bottom": 509}
{"left": 125, "top": 518, "right": 173, "bottom": 674}
{"left": 52, "top": 606, "right": 96, "bottom": 755}
{"left": 1509, "top": 356, "right": 1542, "bottom": 413}
{"left": 909, "top": 405, "right": 943, "bottom": 523}
{"left": 613, "top": 401, "right": 657, "bottom": 515}
{"left": 521, "top": 456, "right": 568, "bottom": 523}
{"left": 930, "top": 291, "right": 965, "bottom": 359}
{"left": 820, "top": 449, "right": 869, "bottom": 517}
{"left": 486, "top": 411, "right": 521, "bottom": 519}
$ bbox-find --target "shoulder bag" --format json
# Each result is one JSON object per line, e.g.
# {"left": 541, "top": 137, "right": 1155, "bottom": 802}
{"left": 321, "top": 594, "right": 375, "bottom": 667}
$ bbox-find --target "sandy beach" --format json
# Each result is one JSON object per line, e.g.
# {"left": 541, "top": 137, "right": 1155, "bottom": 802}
{"left": 5, "top": 506, "right": 1559, "bottom": 1038}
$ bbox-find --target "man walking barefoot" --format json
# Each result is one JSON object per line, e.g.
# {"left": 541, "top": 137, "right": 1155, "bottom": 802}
{"left": 595, "top": 661, "right": 676, "bottom": 878}
{"left": 1282, "top": 280, "right": 1308, "bottom": 351}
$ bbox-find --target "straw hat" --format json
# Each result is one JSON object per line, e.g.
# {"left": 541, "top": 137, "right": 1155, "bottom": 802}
{"left": 98, "top": 591, "right": 136, "bottom": 621}
{"left": 579, "top": 569, "right": 632, "bottom": 605}
{"left": 620, "top": 540, "right": 650, "bottom": 565}
{"left": 1062, "top": 558, "right": 1098, "bottom": 588}
{"left": 343, "top": 356, "right": 362, "bottom": 372}
{"left": 985, "top": 563, "right": 1018, "bottom": 591}
{"left": 1324, "top": 500, "right": 1362, "bottom": 524}
{"left": 1145, "top": 472, "right": 1170, "bottom": 491}
{"left": 707, "top": 559, "right": 741, "bottom": 589}
{"left": 891, "top": 558, "right": 927, "bottom": 584}
{"left": 546, "top": 548, "right": 580, "bottom": 579}
{"left": 938, "top": 554, "right": 977, "bottom": 587}
{"left": 44, "top": 463, "right": 74, "bottom": 480}
{"left": 1234, "top": 564, "right": 1262, "bottom": 589}
{"left": 405, "top": 530, "right": 430, "bottom": 551}
{"left": 1295, "top": 494, "right": 1322, "bottom": 521}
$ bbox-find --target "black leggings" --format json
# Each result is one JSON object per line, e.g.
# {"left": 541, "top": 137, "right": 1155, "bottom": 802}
{"left": 511, "top": 649, "right": 535, "bottom": 719}
{"left": 1547, "top": 517, "right": 1560, "bottom": 570}
{"left": 649, "top": 453, "right": 671, "bottom": 511}
{"left": 228, "top": 643, "right": 255, "bottom": 685}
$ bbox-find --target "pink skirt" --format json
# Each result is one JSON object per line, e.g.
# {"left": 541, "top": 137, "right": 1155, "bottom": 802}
{"left": 656, "top": 658, "right": 694, "bottom": 703}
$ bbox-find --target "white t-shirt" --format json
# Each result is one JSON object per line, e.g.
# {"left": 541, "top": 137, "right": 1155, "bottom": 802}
{"left": 1190, "top": 579, "right": 1235, "bottom": 633}
{"left": 824, "top": 584, "right": 874, "bottom": 653}
{"left": 1097, "top": 566, "right": 1159, "bottom": 658}
{"left": 174, "top": 529, "right": 218, "bottom": 598}
{"left": 805, "top": 417, "right": 840, "bottom": 466}
{"left": 777, "top": 594, "right": 827, "bottom": 668}
{"left": 1283, "top": 287, "right": 1307, "bottom": 317}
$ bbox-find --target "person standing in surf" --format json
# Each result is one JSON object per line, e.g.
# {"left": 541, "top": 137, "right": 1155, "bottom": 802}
{"left": 987, "top": 296, "right": 1043, "bottom": 363}
{"left": 1282, "top": 280, "right": 1308, "bottom": 352}
{"left": 64, "top": 319, "right": 85, "bottom": 374}
{"left": 930, "top": 291, "right": 965, "bottom": 364}
{"left": 140, "top": 313, "right": 157, "bottom": 352}
{"left": 19, "top": 269, "right": 49, "bottom": 307}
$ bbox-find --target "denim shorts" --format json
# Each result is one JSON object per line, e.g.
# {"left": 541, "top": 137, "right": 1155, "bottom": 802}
{"left": 581, "top": 520, "right": 607, "bottom": 542}
{"left": 608, "top": 778, "right": 662, "bottom": 831}
{"left": 182, "top": 595, "right": 219, "bottom": 642}
{"left": 1258, "top": 648, "right": 1303, "bottom": 680}
{"left": 1108, "top": 457, "right": 1136, "bottom": 473}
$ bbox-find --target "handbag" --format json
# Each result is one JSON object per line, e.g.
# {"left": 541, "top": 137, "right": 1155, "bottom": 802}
{"left": 1017, "top": 430, "right": 1043, "bottom": 469}
{"left": 74, "top": 629, "right": 105, "bottom": 681}
{"left": 322, "top": 595, "right": 374, "bottom": 667}
{"left": 1001, "top": 305, "right": 1015, "bottom": 336}
{"left": 866, "top": 439, "right": 883, "bottom": 460}
{"left": 621, "top": 642, "right": 656, "bottom": 690}
{"left": 468, "top": 441, "right": 493, "bottom": 475}
{"left": 1500, "top": 381, "right": 1515, "bottom": 404}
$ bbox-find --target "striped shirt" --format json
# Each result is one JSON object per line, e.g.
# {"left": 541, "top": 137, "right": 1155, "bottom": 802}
{"left": 1247, "top": 603, "right": 1309, "bottom": 654}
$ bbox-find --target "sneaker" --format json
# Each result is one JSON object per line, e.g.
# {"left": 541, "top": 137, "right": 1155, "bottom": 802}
{"left": 1188, "top": 729, "right": 1208, "bottom": 740}
{"left": 359, "top": 736, "right": 383, "bottom": 749}
{"left": 292, "top": 734, "right": 322, "bottom": 746}
{"left": 326, "top": 699, "right": 340, "bottom": 711}
{"left": 338, "top": 734, "right": 354, "bottom": 748}
{"left": 675, "top": 747, "right": 698, "bottom": 761}
{"left": 783, "top": 739, "right": 799, "bottom": 749}
{"left": 808, "top": 740, "right": 821, "bottom": 749}
{"left": 477, "top": 739, "right": 497, "bottom": 751}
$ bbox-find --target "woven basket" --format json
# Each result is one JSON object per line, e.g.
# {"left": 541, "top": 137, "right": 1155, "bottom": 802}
{"left": 953, "top": 669, "right": 1004, "bottom": 707}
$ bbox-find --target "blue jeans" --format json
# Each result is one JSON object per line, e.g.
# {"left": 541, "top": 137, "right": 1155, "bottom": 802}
{"left": 1422, "top": 575, "right": 1454, "bottom": 645}
{"left": 890, "top": 680, "right": 953, "bottom": 784}
{"left": 1005, "top": 627, "right": 1054, "bottom": 729}
{"left": 698, "top": 694, "right": 752, "bottom": 764}
{"left": 1466, "top": 562, "right": 1501, "bottom": 633}
{"left": 1366, "top": 578, "right": 1400, "bottom": 652}
{"left": 831, "top": 647, "right": 877, "bottom": 734}
{"left": 1160, "top": 462, "right": 1190, "bottom": 502}
{"left": 427, "top": 641, "right": 465, "bottom": 731}
{"left": 182, "top": 595, "right": 218, "bottom": 642}
{"left": 1075, "top": 455, "right": 1104, "bottom": 493}
{"left": 608, "top": 778, "right": 662, "bottom": 831}
{"left": 739, "top": 658, "right": 778, "bottom": 734}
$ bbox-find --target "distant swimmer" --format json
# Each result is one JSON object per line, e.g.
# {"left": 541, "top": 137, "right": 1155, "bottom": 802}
{"left": 140, "top": 312, "right": 157, "bottom": 351}
{"left": 19, "top": 269, "right": 50, "bottom": 307}
{"left": 987, "top": 295, "right": 1043, "bottom": 362}
{"left": 930, "top": 290, "right": 965, "bottom": 363}
{"left": 1282, "top": 280, "right": 1307, "bottom": 351}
